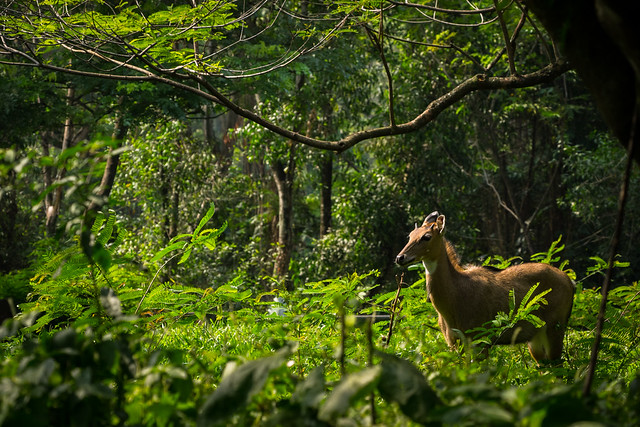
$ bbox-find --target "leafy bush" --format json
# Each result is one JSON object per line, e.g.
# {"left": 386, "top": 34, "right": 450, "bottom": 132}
{"left": 18, "top": 210, "right": 130, "bottom": 332}
{"left": 0, "top": 269, "right": 31, "bottom": 303}
{"left": 2, "top": 216, "right": 640, "bottom": 426}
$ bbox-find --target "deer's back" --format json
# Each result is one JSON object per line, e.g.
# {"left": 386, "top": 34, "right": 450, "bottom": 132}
{"left": 443, "top": 263, "right": 574, "bottom": 341}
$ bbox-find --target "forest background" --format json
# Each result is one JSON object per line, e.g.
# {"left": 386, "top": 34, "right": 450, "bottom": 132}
{"left": 1, "top": 1, "right": 640, "bottom": 426}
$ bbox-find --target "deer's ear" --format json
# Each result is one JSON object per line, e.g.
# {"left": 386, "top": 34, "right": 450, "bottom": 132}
{"left": 422, "top": 211, "right": 439, "bottom": 226}
{"left": 436, "top": 215, "right": 446, "bottom": 233}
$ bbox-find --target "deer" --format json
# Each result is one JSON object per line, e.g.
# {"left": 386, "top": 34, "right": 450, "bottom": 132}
{"left": 395, "top": 212, "right": 575, "bottom": 364}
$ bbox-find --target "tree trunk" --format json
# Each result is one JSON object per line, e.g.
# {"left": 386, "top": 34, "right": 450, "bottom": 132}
{"left": 0, "top": 170, "right": 19, "bottom": 272}
{"left": 166, "top": 184, "right": 181, "bottom": 276}
{"left": 44, "top": 85, "right": 75, "bottom": 237}
{"left": 203, "top": 102, "right": 214, "bottom": 147}
{"left": 168, "top": 185, "right": 180, "bottom": 242}
{"left": 87, "top": 97, "right": 128, "bottom": 212}
{"left": 319, "top": 151, "right": 333, "bottom": 237}
{"left": 80, "top": 97, "right": 129, "bottom": 262}
{"left": 271, "top": 143, "right": 296, "bottom": 287}
{"left": 159, "top": 167, "right": 180, "bottom": 281}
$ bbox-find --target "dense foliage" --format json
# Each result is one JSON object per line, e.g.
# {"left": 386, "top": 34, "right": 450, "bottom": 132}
{"left": 0, "top": 212, "right": 638, "bottom": 426}
{"left": 1, "top": 0, "right": 639, "bottom": 425}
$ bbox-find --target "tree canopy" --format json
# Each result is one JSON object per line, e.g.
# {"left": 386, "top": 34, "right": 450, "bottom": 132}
{"left": 1, "top": 1, "right": 640, "bottom": 425}
{"left": 1, "top": 0, "right": 572, "bottom": 151}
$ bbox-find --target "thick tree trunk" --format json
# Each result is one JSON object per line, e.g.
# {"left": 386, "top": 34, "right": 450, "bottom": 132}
{"left": 166, "top": 184, "right": 181, "bottom": 276}
{"left": 203, "top": 103, "right": 215, "bottom": 147}
{"left": 524, "top": 0, "right": 640, "bottom": 164}
{"left": 271, "top": 143, "right": 296, "bottom": 287}
{"left": 80, "top": 98, "right": 129, "bottom": 263}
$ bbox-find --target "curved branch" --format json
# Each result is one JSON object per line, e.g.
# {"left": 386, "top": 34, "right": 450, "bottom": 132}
{"left": 330, "top": 59, "right": 570, "bottom": 151}
{"left": 1, "top": 37, "right": 570, "bottom": 152}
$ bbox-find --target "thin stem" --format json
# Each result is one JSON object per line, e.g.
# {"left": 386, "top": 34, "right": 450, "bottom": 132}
{"left": 493, "top": 0, "right": 517, "bottom": 75}
{"left": 136, "top": 252, "right": 181, "bottom": 314}
{"left": 367, "top": 318, "right": 376, "bottom": 424}
{"left": 365, "top": 22, "right": 396, "bottom": 127}
{"left": 339, "top": 305, "right": 346, "bottom": 377}
{"left": 582, "top": 106, "right": 637, "bottom": 397}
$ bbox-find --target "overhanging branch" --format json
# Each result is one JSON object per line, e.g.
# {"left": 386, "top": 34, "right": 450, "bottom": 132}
{"left": 1, "top": 38, "right": 570, "bottom": 152}
{"left": 194, "top": 59, "right": 570, "bottom": 151}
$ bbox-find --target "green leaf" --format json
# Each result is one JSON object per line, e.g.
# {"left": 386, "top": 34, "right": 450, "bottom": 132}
{"left": 318, "top": 365, "right": 381, "bottom": 422}
{"left": 291, "top": 366, "right": 325, "bottom": 410}
{"left": 168, "top": 233, "right": 193, "bottom": 244}
{"left": 92, "top": 242, "right": 112, "bottom": 272}
{"left": 442, "top": 402, "right": 513, "bottom": 425}
{"left": 151, "top": 241, "right": 186, "bottom": 263}
{"left": 198, "top": 345, "right": 293, "bottom": 425}
{"left": 177, "top": 247, "right": 193, "bottom": 265}
{"left": 194, "top": 203, "right": 216, "bottom": 238}
{"left": 194, "top": 223, "right": 227, "bottom": 250}
{"left": 376, "top": 352, "right": 441, "bottom": 424}
{"left": 531, "top": 236, "right": 565, "bottom": 265}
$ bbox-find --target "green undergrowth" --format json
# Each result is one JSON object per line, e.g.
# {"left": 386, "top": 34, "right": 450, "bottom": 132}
{"left": 1, "top": 209, "right": 639, "bottom": 426}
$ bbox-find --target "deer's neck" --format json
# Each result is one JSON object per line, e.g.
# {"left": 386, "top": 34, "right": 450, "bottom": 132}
{"left": 422, "top": 259, "right": 438, "bottom": 275}
{"left": 426, "top": 240, "right": 463, "bottom": 321}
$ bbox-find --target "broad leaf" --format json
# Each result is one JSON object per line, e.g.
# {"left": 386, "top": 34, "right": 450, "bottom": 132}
{"left": 377, "top": 351, "right": 441, "bottom": 424}
{"left": 318, "top": 365, "right": 381, "bottom": 422}
{"left": 198, "top": 345, "right": 293, "bottom": 425}
{"left": 291, "top": 366, "right": 326, "bottom": 410}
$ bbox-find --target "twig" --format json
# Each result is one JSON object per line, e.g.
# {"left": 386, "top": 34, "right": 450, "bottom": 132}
{"left": 493, "top": 0, "right": 518, "bottom": 75}
{"left": 385, "top": 273, "right": 405, "bottom": 347}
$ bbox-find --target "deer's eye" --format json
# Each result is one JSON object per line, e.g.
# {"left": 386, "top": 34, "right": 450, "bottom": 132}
{"left": 420, "top": 234, "right": 431, "bottom": 242}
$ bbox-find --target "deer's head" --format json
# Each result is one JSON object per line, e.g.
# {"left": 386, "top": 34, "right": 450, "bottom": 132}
{"left": 395, "top": 211, "right": 446, "bottom": 266}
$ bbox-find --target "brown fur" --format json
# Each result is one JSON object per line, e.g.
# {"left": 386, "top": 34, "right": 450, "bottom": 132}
{"left": 396, "top": 213, "right": 575, "bottom": 363}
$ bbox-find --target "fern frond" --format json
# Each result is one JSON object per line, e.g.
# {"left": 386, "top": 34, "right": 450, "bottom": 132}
{"left": 108, "top": 226, "right": 126, "bottom": 252}
{"left": 91, "top": 212, "right": 107, "bottom": 235}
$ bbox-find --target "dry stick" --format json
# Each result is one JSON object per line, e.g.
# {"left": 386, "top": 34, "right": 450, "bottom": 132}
{"left": 385, "top": 273, "right": 405, "bottom": 347}
{"left": 582, "top": 108, "right": 637, "bottom": 397}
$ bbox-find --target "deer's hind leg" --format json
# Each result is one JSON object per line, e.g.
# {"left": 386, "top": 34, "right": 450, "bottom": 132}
{"left": 545, "top": 321, "right": 567, "bottom": 361}
{"left": 527, "top": 324, "right": 565, "bottom": 364}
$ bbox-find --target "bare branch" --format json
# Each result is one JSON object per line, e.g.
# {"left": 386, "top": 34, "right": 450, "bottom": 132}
{"left": 493, "top": 0, "right": 517, "bottom": 75}
{"left": 485, "top": 3, "right": 528, "bottom": 71}
{"left": 389, "top": 0, "right": 496, "bottom": 15}
{"left": 389, "top": 0, "right": 501, "bottom": 28}
{"left": 364, "top": 23, "right": 396, "bottom": 127}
